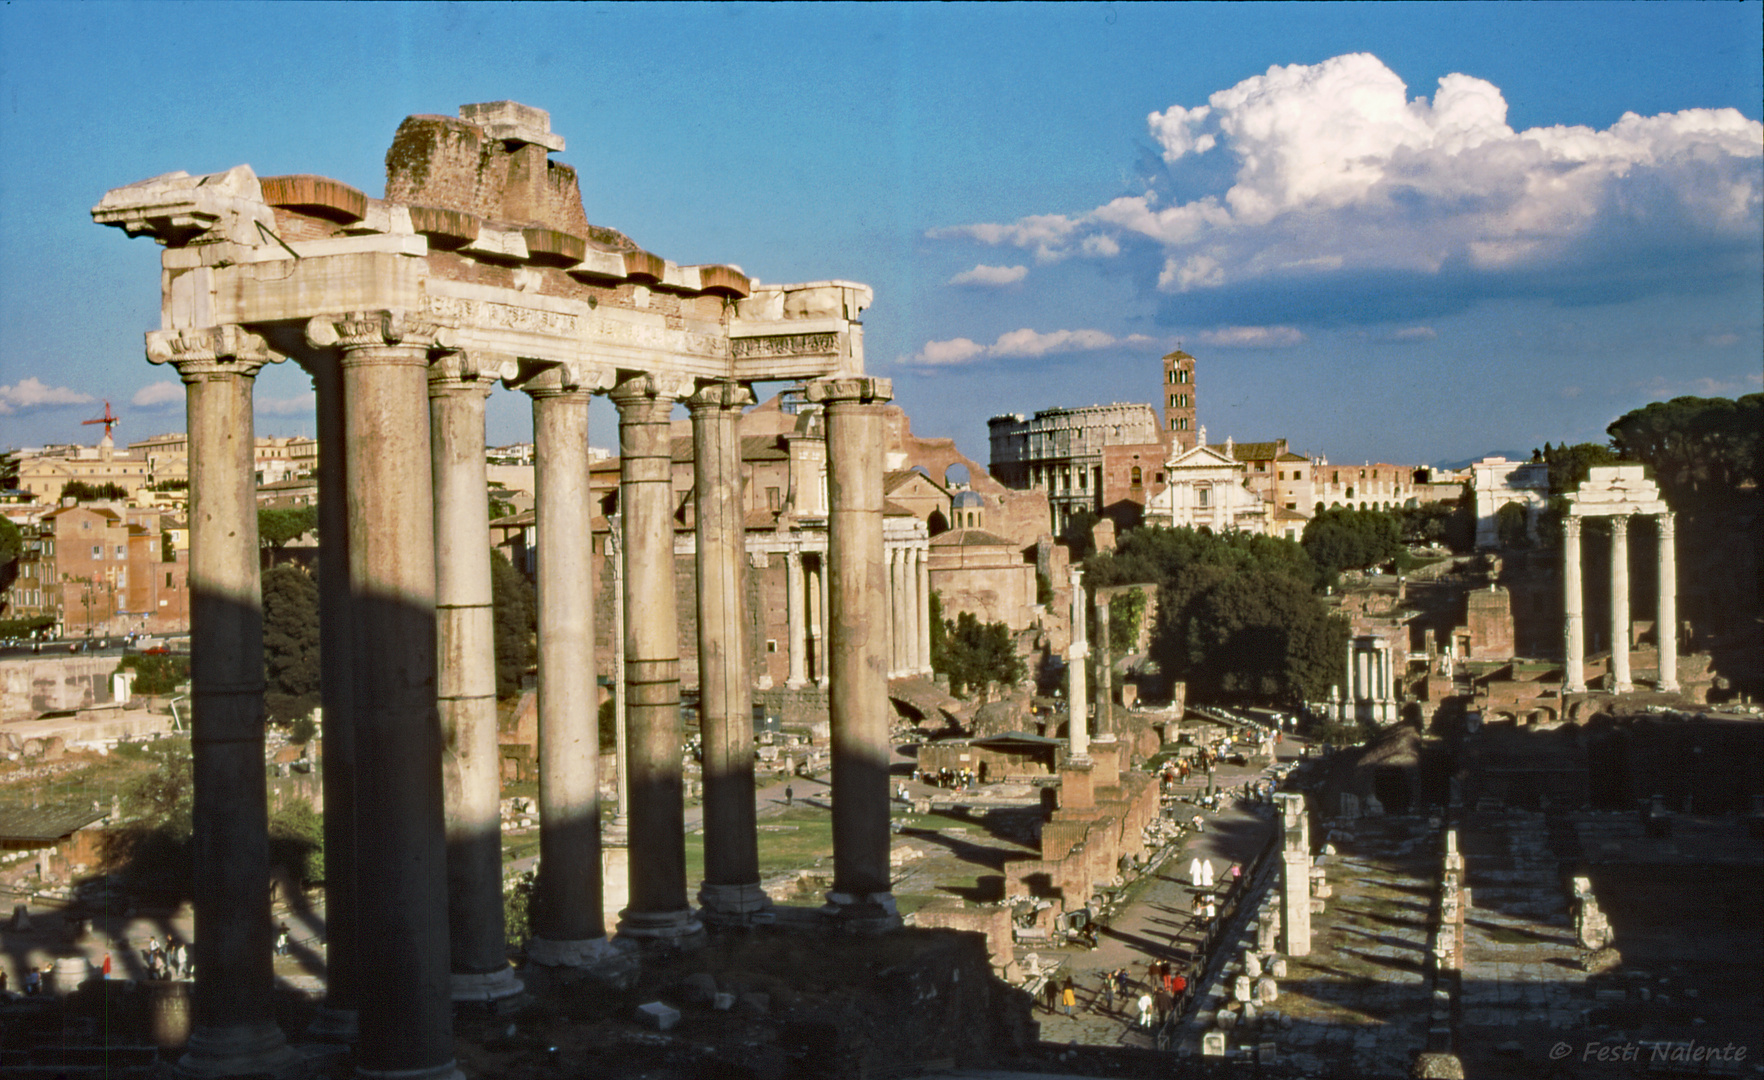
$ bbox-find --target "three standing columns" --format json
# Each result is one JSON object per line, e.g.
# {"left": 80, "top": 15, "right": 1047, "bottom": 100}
{"left": 689, "top": 381, "right": 772, "bottom": 926}
{"left": 1562, "top": 513, "right": 1677, "bottom": 695}
{"left": 612, "top": 372, "right": 704, "bottom": 945}
{"left": 807, "top": 377, "right": 901, "bottom": 931}
{"left": 312, "top": 310, "right": 459, "bottom": 1080}
{"left": 431, "top": 352, "right": 522, "bottom": 1001}
{"left": 146, "top": 326, "right": 303, "bottom": 1080}
{"left": 522, "top": 363, "right": 628, "bottom": 970}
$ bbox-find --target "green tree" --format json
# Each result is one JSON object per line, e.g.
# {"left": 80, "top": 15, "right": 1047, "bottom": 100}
{"left": 1059, "top": 509, "right": 1102, "bottom": 562}
{"left": 262, "top": 564, "right": 321, "bottom": 723}
{"left": 933, "top": 610, "right": 1023, "bottom": 697}
{"left": 1543, "top": 441, "right": 1623, "bottom": 496}
{"left": 490, "top": 549, "right": 536, "bottom": 699}
{"left": 1301, "top": 508, "right": 1404, "bottom": 575}
{"left": 258, "top": 506, "right": 318, "bottom": 565}
{"left": 1607, "top": 394, "right": 1763, "bottom": 509}
{"left": 0, "top": 515, "right": 20, "bottom": 599}
{"left": 270, "top": 801, "right": 325, "bottom": 889}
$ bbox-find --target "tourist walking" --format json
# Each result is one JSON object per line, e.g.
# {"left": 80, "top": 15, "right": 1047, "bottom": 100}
{"left": 1100, "top": 971, "right": 1115, "bottom": 1014}
{"left": 1189, "top": 856, "right": 1202, "bottom": 885}
{"left": 1136, "top": 991, "right": 1154, "bottom": 1028}
{"left": 275, "top": 923, "right": 290, "bottom": 957}
{"left": 1200, "top": 859, "right": 1214, "bottom": 887}
{"left": 1060, "top": 978, "right": 1075, "bottom": 1016}
{"left": 784, "top": 784, "right": 794, "bottom": 808}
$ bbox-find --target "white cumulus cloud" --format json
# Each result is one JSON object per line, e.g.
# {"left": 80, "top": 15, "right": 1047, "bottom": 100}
{"left": 0, "top": 377, "right": 95, "bottom": 415}
{"left": 932, "top": 53, "right": 1763, "bottom": 296}
{"left": 906, "top": 328, "right": 1161, "bottom": 368}
{"left": 948, "top": 264, "right": 1029, "bottom": 287}
{"left": 255, "top": 392, "right": 316, "bottom": 416}
{"left": 1194, "top": 326, "right": 1306, "bottom": 348}
{"left": 132, "top": 381, "right": 184, "bottom": 409}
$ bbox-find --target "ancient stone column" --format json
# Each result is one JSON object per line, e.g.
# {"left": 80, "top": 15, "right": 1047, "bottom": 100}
{"left": 815, "top": 556, "right": 831, "bottom": 688}
{"left": 307, "top": 310, "right": 456, "bottom": 1078}
{"left": 520, "top": 363, "right": 625, "bottom": 968}
{"left": 915, "top": 547, "right": 931, "bottom": 675}
{"left": 688, "top": 381, "right": 771, "bottom": 927}
{"left": 1657, "top": 512, "right": 1678, "bottom": 692}
{"left": 1564, "top": 516, "right": 1586, "bottom": 693}
{"left": 806, "top": 377, "right": 900, "bottom": 931}
{"left": 611, "top": 372, "right": 703, "bottom": 945}
{"left": 1096, "top": 595, "right": 1112, "bottom": 736}
{"left": 1275, "top": 792, "right": 1312, "bottom": 957}
{"left": 785, "top": 549, "right": 808, "bottom": 689}
{"left": 297, "top": 349, "right": 360, "bottom": 1042}
{"left": 145, "top": 326, "right": 303, "bottom": 1079}
{"left": 431, "top": 351, "right": 522, "bottom": 1002}
{"left": 1068, "top": 568, "right": 1089, "bottom": 761}
{"left": 1610, "top": 515, "right": 1632, "bottom": 693}
{"left": 890, "top": 545, "right": 906, "bottom": 677}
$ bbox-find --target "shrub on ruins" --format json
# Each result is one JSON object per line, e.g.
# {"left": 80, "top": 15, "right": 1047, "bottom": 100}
{"left": 117, "top": 651, "right": 191, "bottom": 696}
{"left": 262, "top": 564, "right": 321, "bottom": 724}
{"left": 934, "top": 610, "right": 1024, "bottom": 698}
{"left": 101, "top": 738, "right": 194, "bottom": 902}
{"left": 270, "top": 800, "right": 324, "bottom": 889}
{"left": 258, "top": 506, "right": 317, "bottom": 567}
{"left": 0, "top": 515, "right": 20, "bottom": 596}
{"left": 490, "top": 549, "right": 536, "bottom": 699}
{"left": 61, "top": 480, "right": 130, "bottom": 501}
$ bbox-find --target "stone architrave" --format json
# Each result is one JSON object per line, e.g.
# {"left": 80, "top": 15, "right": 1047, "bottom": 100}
{"left": 689, "top": 381, "right": 772, "bottom": 927}
{"left": 430, "top": 350, "right": 524, "bottom": 1001}
{"left": 145, "top": 326, "right": 304, "bottom": 1079}
{"left": 806, "top": 376, "right": 901, "bottom": 931}
{"left": 612, "top": 372, "right": 704, "bottom": 945}
{"left": 517, "top": 361, "right": 627, "bottom": 969}
{"left": 308, "top": 310, "right": 460, "bottom": 1079}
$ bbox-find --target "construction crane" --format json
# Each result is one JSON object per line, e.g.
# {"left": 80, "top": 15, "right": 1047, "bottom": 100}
{"left": 83, "top": 401, "right": 120, "bottom": 440}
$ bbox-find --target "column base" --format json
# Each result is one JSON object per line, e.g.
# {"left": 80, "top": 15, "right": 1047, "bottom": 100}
{"left": 1659, "top": 680, "right": 1680, "bottom": 693}
{"left": 450, "top": 966, "right": 524, "bottom": 1003}
{"left": 306, "top": 1005, "right": 359, "bottom": 1043}
{"left": 528, "top": 933, "right": 639, "bottom": 972}
{"left": 820, "top": 891, "right": 902, "bottom": 934}
{"left": 176, "top": 1022, "right": 306, "bottom": 1080}
{"left": 356, "top": 1063, "right": 465, "bottom": 1080}
{"left": 1614, "top": 680, "right": 1634, "bottom": 694}
{"left": 617, "top": 908, "right": 706, "bottom": 948}
{"left": 698, "top": 882, "right": 775, "bottom": 928}
{"left": 785, "top": 678, "right": 808, "bottom": 690}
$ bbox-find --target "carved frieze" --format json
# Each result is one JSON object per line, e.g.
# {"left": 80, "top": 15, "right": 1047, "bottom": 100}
{"left": 425, "top": 293, "right": 580, "bottom": 336}
{"left": 731, "top": 333, "right": 840, "bottom": 359}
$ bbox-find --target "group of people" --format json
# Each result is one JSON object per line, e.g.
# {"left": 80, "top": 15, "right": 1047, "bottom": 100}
{"left": 912, "top": 767, "right": 978, "bottom": 790}
{"left": 141, "top": 934, "right": 190, "bottom": 980}
{"left": 1043, "top": 963, "right": 1192, "bottom": 1032}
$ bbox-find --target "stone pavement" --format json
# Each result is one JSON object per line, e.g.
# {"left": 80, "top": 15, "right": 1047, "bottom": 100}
{"left": 1028, "top": 747, "right": 1293, "bottom": 1051}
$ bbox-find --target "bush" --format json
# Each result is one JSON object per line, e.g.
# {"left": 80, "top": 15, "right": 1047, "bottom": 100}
{"left": 117, "top": 653, "right": 190, "bottom": 696}
{"left": 270, "top": 801, "right": 324, "bottom": 889}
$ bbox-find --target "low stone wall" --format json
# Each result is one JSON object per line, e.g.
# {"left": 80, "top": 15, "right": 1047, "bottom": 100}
{"left": 0, "top": 656, "right": 121, "bottom": 718}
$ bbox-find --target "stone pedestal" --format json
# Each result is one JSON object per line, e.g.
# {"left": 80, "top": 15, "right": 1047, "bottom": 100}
{"left": 522, "top": 363, "right": 618, "bottom": 964}
{"left": 433, "top": 353, "right": 522, "bottom": 1003}
{"left": 690, "top": 382, "right": 771, "bottom": 928}
{"left": 146, "top": 326, "right": 304, "bottom": 1080}
{"left": 807, "top": 377, "right": 900, "bottom": 932}
{"left": 613, "top": 373, "right": 703, "bottom": 946}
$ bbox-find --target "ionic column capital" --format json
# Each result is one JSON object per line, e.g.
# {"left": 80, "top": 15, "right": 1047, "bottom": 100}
{"left": 305, "top": 310, "right": 450, "bottom": 352}
{"left": 145, "top": 325, "right": 282, "bottom": 381}
{"left": 804, "top": 376, "right": 892, "bottom": 407}
{"left": 429, "top": 350, "right": 516, "bottom": 398}
{"left": 686, "top": 380, "right": 756, "bottom": 414}
{"left": 510, "top": 359, "right": 616, "bottom": 399}
{"left": 609, "top": 370, "right": 696, "bottom": 409}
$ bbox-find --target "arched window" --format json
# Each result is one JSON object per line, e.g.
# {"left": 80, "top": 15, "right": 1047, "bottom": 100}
{"left": 1130, "top": 466, "right": 1142, "bottom": 487}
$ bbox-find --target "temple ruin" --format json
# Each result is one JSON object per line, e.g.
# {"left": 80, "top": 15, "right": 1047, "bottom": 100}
{"left": 93, "top": 101, "right": 902, "bottom": 1080}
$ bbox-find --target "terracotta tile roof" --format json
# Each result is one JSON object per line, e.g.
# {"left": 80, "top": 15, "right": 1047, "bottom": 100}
{"left": 930, "top": 527, "right": 1015, "bottom": 547}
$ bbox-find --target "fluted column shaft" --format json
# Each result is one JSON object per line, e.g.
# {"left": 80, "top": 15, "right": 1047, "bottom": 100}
{"left": 1564, "top": 517, "right": 1586, "bottom": 693}
{"left": 319, "top": 311, "right": 455, "bottom": 1078}
{"left": 300, "top": 350, "right": 359, "bottom": 1041}
{"left": 1611, "top": 516, "right": 1632, "bottom": 692}
{"left": 786, "top": 550, "right": 808, "bottom": 689}
{"left": 522, "top": 367, "right": 610, "bottom": 960}
{"left": 147, "top": 327, "right": 301, "bottom": 1079}
{"left": 432, "top": 356, "right": 520, "bottom": 1000}
{"left": 689, "top": 382, "right": 769, "bottom": 924}
{"left": 808, "top": 377, "right": 899, "bottom": 928}
{"left": 1068, "top": 568, "right": 1089, "bottom": 760}
{"left": 915, "top": 548, "right": 931, "bottom": 675}
{"left": 612, "top": 374, "right": 701, "bottom": 942}
{"left": 889, "top": 546, "right": 906, "bottom": 677}
{"left": 1657, "top": 513, "right": 1678, "bottom": 692}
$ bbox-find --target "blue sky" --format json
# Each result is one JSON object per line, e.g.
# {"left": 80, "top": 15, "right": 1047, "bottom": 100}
{"left": 1, "top": 2, "right": 1758, "bottom": 468}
